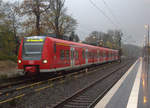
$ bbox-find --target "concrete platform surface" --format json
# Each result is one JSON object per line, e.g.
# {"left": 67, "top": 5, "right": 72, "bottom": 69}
{"left": 95, "top": 57, "right": 149, "bottom": 108}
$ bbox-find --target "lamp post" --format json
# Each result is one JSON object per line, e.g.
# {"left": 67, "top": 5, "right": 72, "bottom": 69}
{"left": 145, "top": 24, "right": 149, "bottom": 64}
{"left": 145, "top": 24, "right": 149, "bottom": 47}
{"left": 144, "top": 24, "right": 149, "bottom": 97}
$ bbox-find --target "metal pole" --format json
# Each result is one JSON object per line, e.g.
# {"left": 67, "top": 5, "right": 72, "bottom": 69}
{"left": 146, "top": 25, "right": 149, "bottom": 104}
{"left": 147, "top": 25, "right": 149, "bottom": 64}
{"left": 97, "top": 32, "right": 99, "bottom": 46}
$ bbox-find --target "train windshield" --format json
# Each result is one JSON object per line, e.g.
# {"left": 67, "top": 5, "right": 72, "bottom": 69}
{"left": 24, "top": 43, "right": 43, "bottom": 54}
{"left": 22, "top": 37, "right": 45, "bottom": 60}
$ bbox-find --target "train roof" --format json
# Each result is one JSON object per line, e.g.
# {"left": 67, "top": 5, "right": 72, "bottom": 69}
{"left": 24, "top": 36, "right": 118, "bottom": 52}
{"left": 47, "top": 36, "right": 118, "bottom": 52}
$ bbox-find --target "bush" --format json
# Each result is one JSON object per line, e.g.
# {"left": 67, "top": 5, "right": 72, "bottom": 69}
{"left": 0, "top": 52, "right": 17, "bottom": 62}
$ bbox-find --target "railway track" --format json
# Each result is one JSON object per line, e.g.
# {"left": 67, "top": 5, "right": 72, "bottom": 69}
{"left": 0, "top": 73, "right": 58, "bottom": 90}
{"left": 52, "top": 60, "right": 133, "bottom": 108}
{"left": 0, "top": 60, "right": 120, "bottom": 92}
{"left": 0, "top": 61, "right": 122, "bottom": 105}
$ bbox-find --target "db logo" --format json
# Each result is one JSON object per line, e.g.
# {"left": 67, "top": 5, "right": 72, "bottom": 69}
{"left": 29, "top": 61, "right": 34, "bottom": 64}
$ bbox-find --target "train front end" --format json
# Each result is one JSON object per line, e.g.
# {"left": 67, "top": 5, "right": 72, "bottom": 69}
{"left": 17, "top": 36, "right": 49, "bottom": 75}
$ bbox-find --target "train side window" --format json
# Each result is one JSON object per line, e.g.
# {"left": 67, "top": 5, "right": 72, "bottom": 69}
{"left": 71, "top": 50, "right": 74, "bottom": 59}
{"left": 99, "top": 51, "right": 100, "bottom": 58}
{"left": 54, "top": 43, "right": 56, "bottom": 53}
{"left": 87, "top": 52, "right": 90, "bottom": 58}
{"left": 99, "top": 51, "right": 101, "bottom": 58}
{"left": 89, "top": 52, "right": 90, "bottom": 59}
{"left": 97, "top": 52, "right": 98, "bottom": 58}
{"left": 100, "top": 51, "right": 102, "bottom": 58}
{"left": 89, "top": 52, "right": 91, "bottom": 59}
{"left": 88, "top": 52, "right": 90, "bottom": 58}
{"left": 103, "top": 52, "right": 105, "bottom": 57}
{"left": 60, "top": 50, "right": 65, "bottom": 60}
{"left": 94, "top": 53, "right": 96, "bottom": 58}
{"left": 75, "top": 51, "right": 78, "bottom": 59}
{"left": 66, "top": 50, "right": 70, "bottom": 60}
{"left": 82, "top": 50, "right": 85, "bottom": 59}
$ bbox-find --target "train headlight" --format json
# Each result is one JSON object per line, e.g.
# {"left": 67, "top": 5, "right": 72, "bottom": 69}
{"left": 18, "top": 60, "right": 21, "bottom": 64}
{"left": 43, "top": 60, "right": 48, "bottom": 64}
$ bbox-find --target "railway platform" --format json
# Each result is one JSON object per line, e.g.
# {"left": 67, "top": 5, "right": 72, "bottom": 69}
{"left": 94, "top": 57, "right": 150, "bottom": 108}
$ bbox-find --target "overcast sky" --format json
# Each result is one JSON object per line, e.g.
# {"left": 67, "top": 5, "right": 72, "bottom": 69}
{"left": 65, "top": 0, "right": 150, "bottom": 46}
{"left": 6, "top": 0, "right": 150, "bottom": 46}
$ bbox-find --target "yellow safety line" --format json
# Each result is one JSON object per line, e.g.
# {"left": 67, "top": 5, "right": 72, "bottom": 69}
{"left": 14, "top": 66, "right": 106, "bottom": 91}
{"left": 16, "top": 82, "right": 42, "bottom": 90}
{"left": 0, "top": 65, "right": 107, "bottom": 105}
{"left": 51, "top": 76, "right": 63, "bottom": 81}
{"left": 15, "top": 75, "right": 63, "bottom": 91}
{"left": 30, "top": 82, "right": 42, "bottom": 86}
{"left": 34, "top": 85, "right": 51, "bottom": 92}
{"left": 0, "top": 94, "right": 25, "bottom": 104}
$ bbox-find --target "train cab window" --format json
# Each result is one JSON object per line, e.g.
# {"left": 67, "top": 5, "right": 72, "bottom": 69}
{"left": 60, "top": 50, "right": 65, "bottom": 60}
{"left": 22, "top": 37, "right": 46, "bottom": 60}
{"left": 66, "top": 50, "right": 70, "bottom": 60}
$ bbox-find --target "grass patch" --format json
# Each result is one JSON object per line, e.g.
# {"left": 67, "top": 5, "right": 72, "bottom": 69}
{"left": 0, "top": 74, "right": 8, "bottom": 80}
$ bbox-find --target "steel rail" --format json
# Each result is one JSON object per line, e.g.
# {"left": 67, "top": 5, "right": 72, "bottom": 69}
{"left": 52, "top": 61, "right": 132, "bottom": 108}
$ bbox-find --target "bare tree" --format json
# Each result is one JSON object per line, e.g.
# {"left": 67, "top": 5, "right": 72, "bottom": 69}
{"left": 0, "top": 1, "right": 21, "bottom": 55}
{"left": 69, "top": 31, "right": 80, "bottom": 42}
{"left": 50, "top": 0, "right": 65, "bottom": 38}
{"left": 84, "top": 30, "right": 123, "bottom": 49}
{"left": 19, "top": 0, "right": 77, "bottom": 38}
{"left": 20, "top": 0, "right": 51, "bottom": 35}
{"left": 0, "top": 1, "right": 19, "bottom": 55}
{"left": 42, "top": 0, "right": 77, "bottom": 39}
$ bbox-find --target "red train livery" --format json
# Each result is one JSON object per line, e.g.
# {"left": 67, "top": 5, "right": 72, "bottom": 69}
{"left": 17, "top": 36, "right": 119, "bottom": 75}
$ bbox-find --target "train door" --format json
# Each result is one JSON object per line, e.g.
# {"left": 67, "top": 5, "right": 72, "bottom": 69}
{"left": 97, "top": 50, "right": 100, "bottom": 63}
{"left": 85, "top": 49, "right": 88, "bottom": 64}
{"left": 71, "top": 47, "right": 75, "bottom": 67}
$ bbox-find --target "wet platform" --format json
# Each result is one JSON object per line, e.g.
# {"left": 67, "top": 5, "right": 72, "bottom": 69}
{"left": 95, "top": 57, "right": 149, "bottom": 108}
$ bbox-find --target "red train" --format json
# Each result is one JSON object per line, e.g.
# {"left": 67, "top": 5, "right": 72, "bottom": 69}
{"left": 17, "top": 36, "right": 119, "bottom": 75}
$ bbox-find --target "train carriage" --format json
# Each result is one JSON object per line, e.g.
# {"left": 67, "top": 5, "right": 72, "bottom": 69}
{"left": 18, "top": 36, "right": 119, "bottom": 75}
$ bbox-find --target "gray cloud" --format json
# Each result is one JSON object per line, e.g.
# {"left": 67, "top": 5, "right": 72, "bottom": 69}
{"left": 65, "top": 0, "right": 150, "bottom": 46}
